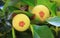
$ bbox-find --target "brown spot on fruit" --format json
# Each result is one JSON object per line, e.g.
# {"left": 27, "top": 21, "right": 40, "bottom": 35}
{"left": 19, "top": 21, "right": 25, "bottom": 27}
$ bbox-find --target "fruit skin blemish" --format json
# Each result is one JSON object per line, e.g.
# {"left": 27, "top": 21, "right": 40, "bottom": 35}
{"left": 32, "top": 5, "right": 50, "bottom": 22}
{"left": 12, "top": 14, "right": 30, "bottom": 32}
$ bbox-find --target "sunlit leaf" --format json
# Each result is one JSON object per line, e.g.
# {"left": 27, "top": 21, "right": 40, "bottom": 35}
{"left": 46, "top": 16, "right": 60, "bottom": 27}
{"left": 2, "top": 0, "right": 11, "bottom": 13}
{"left": 20, "top": 0, "right": 35, "bottom": 6}
{"left": 30, "top": 25, "right": 54, "bottom": 38}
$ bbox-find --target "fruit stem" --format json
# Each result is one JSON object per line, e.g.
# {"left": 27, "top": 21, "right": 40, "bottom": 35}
{"left": 12, "top": 27, "right": 16, "bottom": 38}
{"left": 55, "top": 27, "right": 58, "bottom": 36}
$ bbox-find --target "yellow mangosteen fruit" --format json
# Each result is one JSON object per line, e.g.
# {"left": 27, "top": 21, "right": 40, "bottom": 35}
{"left": 12, "top": 14, "right": 30, "bottom": 32}
{"left": 32, "top": 5, "right": 50, "bottom": 22}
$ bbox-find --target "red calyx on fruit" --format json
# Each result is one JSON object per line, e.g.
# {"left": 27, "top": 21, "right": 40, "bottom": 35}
{"left": 19, "top": 21, "right": 25, "bottom": 27}
{"left": 39, "top": 11, "right": 45, "bottom": 18}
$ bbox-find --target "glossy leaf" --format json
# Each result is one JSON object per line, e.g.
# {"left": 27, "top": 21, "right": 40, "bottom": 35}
{"left": 30, "top": 25, "right": 54, "bottom": 38}
{"left": 46, "top": 16, "right": 60, "bottom": 27}
{"left": 57, "top": 11, "right": 60, "bottom": 16}
{"left": 12, "top": 10, "right": 33, "bottom": 18}
{"left": 20, "top": 0, "right": 35, "bottom": 6}
{"left": 0, "top": 10, "right": 4, "bottom": 17}
{"left": 51, "top": 0, "right": 60, "bottom": 6}
{"left": 2, "top": 0, "right": 11, "bottom": 13}
{"left": 8, "top": 6, "right": 19, "bottom": 12}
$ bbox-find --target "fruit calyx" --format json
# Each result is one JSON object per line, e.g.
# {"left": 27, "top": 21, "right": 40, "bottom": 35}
{"left": 19, "top": 21, "right": 25, "bottom": 27}
{"left": 39, "top": 11, "right": 45, "bottom": 18}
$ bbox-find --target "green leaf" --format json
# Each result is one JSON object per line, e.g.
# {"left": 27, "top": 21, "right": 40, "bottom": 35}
{"left": 3, "top": 0, "right": 19, "bottom": 6}
{"left": 51, "top": 0, "right": 60, "bottom": 6}
{"left": 57, "top": 11, "right": 60, "bottom": 16}
{"left": 20, "top": 0, "right": 35, "bottom": 7}
{"left": 12, "top": 10, "right": 33, "bottom": 18}
{"left": 0, "top": 9, "right": 4, "bottom": 17}
{"left": 30, "top": 25, "right": 54, "bottom": 38}
{"left": 2, "top": 0, "right": 11, "bottom": 13}
{"left": 46, "top": 16, "right": 60, "bottom": 27}
{"left": 1, "top": 0, "right": 11, "bottom": 17}
{"left": 37, "top": 0, "right": 56, "bottom": 16}
{"left": 8, "top": 6, "right": 19, "bottom": 12}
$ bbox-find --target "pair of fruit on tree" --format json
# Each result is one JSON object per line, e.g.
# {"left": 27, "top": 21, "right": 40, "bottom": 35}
{"left": 12, "top": 5, "right": 50, "bottom": 32}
